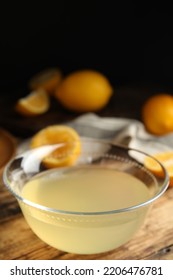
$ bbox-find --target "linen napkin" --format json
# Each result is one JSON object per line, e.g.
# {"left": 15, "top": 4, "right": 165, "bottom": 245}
{"left": 67, "top": 113, "right": 173, "bottom": 155}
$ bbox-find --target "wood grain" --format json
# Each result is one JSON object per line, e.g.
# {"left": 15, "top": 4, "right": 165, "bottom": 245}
{"left": 0, "top": 178, "right": 173, "bottom": 260}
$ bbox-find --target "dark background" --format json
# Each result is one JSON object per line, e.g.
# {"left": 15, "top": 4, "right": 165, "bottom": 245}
{"left": 1, "top": 2, "right": 173, "bottom": 94}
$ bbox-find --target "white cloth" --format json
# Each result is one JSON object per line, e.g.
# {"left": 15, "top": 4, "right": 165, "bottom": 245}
{"left": 68, "top": 113, "right": 173, "bottom": 155}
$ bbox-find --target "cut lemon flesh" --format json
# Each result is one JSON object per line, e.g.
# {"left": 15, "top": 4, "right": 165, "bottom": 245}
{"left": 16, "top": 89, "right": 50, "bottom": 116}
{"left": 144, "top": 151, "right": 173, "bottom": 187}
{"left": 31, "top": 125, "right": 81, "bottom": 168}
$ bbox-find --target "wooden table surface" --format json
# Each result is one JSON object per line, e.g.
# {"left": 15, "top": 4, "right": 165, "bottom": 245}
{"left": 0, "top": 84, "right": 173, "bottom": 260}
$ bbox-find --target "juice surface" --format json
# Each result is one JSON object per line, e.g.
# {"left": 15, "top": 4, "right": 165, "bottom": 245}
{"left": 22, "top": 166, "right": 150, "bottom": 212}
{"left": 20, "top": 166, "right": 151, "bottom": 254}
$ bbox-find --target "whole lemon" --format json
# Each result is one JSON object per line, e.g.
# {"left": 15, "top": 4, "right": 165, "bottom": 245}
{"left": 55, "top": 70, "right": 113, "bottom": 112}
{"left": 142, "top": 94, "right": 173, "bottom": 135}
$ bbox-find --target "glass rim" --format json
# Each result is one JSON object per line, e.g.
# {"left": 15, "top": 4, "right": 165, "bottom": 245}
{"left": 3, "top": 138, "right": 170, "bottom": 216}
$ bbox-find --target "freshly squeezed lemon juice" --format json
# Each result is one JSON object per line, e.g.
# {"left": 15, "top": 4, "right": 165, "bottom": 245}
{"left": 20, "top": 166, "right": 150, "bottom": 254}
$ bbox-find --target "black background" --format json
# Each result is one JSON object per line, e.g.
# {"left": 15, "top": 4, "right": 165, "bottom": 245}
{"left": 0, "top": 2, "right": 173, "bottom": 94}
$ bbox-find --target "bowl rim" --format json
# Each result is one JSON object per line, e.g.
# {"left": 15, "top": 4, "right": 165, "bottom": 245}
{"left": 3, "top": 138, "right": 169, "bottom": 216}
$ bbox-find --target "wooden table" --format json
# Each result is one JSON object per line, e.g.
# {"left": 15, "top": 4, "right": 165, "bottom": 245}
{"left": 0, "top": 84, "right": 173, "bottom": 260}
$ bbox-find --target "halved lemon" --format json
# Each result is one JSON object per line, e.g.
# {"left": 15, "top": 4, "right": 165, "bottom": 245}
{"left": 29, "top": 68, "right": 62, "bottom": 95}
{"left": 30, "top": 125, "right": 81, "bottom": 168}
{"left": 15, "top": 89, "right": 50, "bottom": 116}
{"left": 144, "top": 151, "right": 173, "bottom": 187}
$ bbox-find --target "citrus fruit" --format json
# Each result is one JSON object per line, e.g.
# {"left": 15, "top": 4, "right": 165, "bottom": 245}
{"left": 55, "top": 70, "right": 113, "bottom": 112}
{"left": 29, "top": 68, "right": 62, "bottom": 95}
{"left": 30, "top": 125, "right": 81, "bottom": 168}
{"left": 15, "top": 89, "right": 50, "bottom": 116}
{"left": 144, "top": 151, "right": 173, "bottom": 187}
{"left": 142, "top": 94, "right": 173, "bottom": 135}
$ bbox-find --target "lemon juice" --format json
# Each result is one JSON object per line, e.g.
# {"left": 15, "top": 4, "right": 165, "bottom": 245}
{"left": 20, "top": 166, "right": 150, "bottom": 254}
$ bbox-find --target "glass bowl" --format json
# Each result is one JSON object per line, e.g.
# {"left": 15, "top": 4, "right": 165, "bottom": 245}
{"left": 3, "top": 138, "right": 169, "bottom": 254}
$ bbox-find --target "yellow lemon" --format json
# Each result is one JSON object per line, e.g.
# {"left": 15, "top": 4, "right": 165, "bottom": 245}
{"left": 29, "top": 68, "right": 62, "bottom": 95}
{"left": 55, "top": 70, "right": 113, "bottom": 112}
{"left": 31, "top": 125, "right": 81, "bottom": 168}
{"left": 15, "top": 89, "right": 50, "bottom": 116}
{"left": 144, "top": 151, "right": 173, "bottom": 187}
{"left": 142, "top": 94, "right": 173, "bottom": 135}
